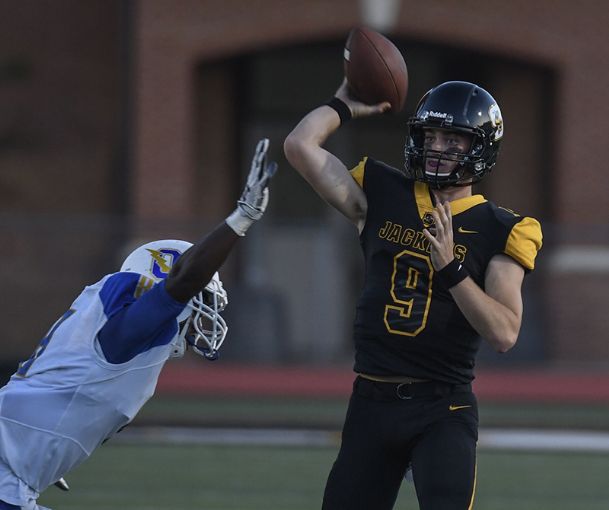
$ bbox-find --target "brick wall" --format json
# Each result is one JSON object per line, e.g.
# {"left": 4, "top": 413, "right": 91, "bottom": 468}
{"left": 1, "top": 0, "right": 607, "bottom": 364}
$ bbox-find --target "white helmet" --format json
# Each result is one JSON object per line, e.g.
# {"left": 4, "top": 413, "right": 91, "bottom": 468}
{"left": 120, "top": 239, "right": 228, "bottom": 360}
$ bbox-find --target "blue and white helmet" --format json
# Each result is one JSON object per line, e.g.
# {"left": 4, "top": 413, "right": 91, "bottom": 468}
{"left": 120, "top": 239, "right": 228, "bottom": 360}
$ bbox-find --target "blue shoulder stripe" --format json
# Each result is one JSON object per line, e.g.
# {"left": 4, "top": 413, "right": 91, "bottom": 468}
{"left": 98, "top": 272, "right": 141, "bottom": 318}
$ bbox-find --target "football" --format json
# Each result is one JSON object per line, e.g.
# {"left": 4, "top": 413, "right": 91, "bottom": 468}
{"left": 343, "top": 27, "right": 408, "bottom": 112}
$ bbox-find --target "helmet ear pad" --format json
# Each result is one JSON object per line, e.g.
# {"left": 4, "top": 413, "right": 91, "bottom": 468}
{"left": 404, "top": 81, "right": 503, "bottom": 188}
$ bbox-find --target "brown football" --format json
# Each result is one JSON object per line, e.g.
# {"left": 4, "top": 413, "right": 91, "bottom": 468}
{"left": 343, "top": 27, "right": 408, "bottom": 112}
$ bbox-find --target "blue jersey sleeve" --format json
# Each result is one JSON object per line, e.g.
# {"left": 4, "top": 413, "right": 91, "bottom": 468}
{"left": 97, "top": 273, "right": 187, "bottom": 364}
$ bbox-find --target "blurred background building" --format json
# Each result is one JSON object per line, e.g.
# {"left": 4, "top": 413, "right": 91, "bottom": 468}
{"left": 1, "top": 0, "right": 608, "bottom": 378}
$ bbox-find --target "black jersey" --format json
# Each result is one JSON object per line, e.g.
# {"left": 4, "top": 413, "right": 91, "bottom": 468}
{"left": 350, "top": 157, "right": 542, "bottom": 384}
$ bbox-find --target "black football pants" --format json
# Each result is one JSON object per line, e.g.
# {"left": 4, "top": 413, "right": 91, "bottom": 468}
{"left": 322, "top": 376, "right": 478, "bottom": 510}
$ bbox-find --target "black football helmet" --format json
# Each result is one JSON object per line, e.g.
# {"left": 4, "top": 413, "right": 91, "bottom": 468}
{"left": 404, "top": 81, "right": 504, "bottom": 188}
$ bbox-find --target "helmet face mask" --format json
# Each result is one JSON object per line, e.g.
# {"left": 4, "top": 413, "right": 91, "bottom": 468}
{"left": 404, "top": 81, "right": 503, "bottom": 189}
{"left": 179, "top": 273, "right": 228, "bottom": 360}
{"left": 120, "top": 240, "right": 228, "bottom": 360}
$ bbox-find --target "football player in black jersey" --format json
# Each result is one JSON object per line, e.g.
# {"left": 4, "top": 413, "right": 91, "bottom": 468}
{"left": 284, "top": 80, "right": 542, "bottom": 510}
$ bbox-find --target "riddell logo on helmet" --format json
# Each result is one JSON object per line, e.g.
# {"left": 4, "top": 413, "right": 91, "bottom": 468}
{"left": 421, "top": 111, "right": 454, "bottom": 123}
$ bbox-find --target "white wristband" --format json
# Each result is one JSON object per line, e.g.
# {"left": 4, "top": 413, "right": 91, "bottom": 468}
{"left": 225, "top": 208, "right": 254, "bottom": 237}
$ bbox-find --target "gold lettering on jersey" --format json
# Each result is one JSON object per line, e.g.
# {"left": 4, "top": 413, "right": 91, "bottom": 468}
{"left": 134, "top": 275, "right": 155, "bottom": 298}
{"left": 400, "top": 229, "right": 416, "bottom": 245}
{"left": 378, "top": 221, "right": 468, "bottom": 262}
{"left": 454, "top": 244, "right": 467, "bottom": 263}
{"left": 386, "top": 223, "right": 402, "bottom": 243}
{"left": 405, "top": 267, "right": 419, "bottom": 289}
{"left": 411, "top": 232, "right": 430, "bottom": 251}
{"left": 378, "top": 221, "right": 392, "bottom": 238}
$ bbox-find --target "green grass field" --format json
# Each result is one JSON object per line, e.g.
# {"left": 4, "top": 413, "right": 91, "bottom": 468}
{"left": 34, "top": 395, "right": 609, "bottom": 509}
{"left": 134, "top": 395, "right": 609, "bottom": 430}
{"left": 38, "top": 442, "right": 609, "bottom": 510}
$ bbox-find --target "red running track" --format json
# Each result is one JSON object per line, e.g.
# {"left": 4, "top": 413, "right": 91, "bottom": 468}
{"left": 157, "top": 363, "right": 609, "bottom": 403}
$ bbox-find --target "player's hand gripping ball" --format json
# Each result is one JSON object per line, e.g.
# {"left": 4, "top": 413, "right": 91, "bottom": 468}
{"left": 343, "top": 27, "right": 408, "bottom": 112}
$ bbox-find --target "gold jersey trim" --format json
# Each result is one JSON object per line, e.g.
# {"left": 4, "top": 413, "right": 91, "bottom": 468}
{"left": 350, "top": 157, "right": 368, "bottom": 188}
{"left": 414, "top": 181, "right": 487, "bottom": 219}
{"left": 414, "top": 181, "right": 434, "bottom": 218}
{"left": 450, "top": 194, "right": 487, "bottom": 215}
{"left": 504, "top": 216, "right": 543, "bottom": 270}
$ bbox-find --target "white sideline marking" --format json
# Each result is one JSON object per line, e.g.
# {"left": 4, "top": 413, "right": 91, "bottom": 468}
{"left": 479, "top": 428, "right": 609, "bottom": 452}
{"left": 116, "top": 427, "right": 609, "bottom": 452}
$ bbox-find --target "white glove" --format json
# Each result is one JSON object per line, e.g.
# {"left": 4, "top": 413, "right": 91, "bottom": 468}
{"left": 226, "top": 138, "right": 278, "bottom": 236}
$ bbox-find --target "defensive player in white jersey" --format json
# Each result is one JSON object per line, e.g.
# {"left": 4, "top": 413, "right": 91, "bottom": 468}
{"left": 0, "top": 139, "right": 277, "bottom": 510}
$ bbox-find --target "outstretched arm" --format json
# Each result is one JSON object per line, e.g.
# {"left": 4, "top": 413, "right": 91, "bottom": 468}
{"left": 284, "top": 80, "right": 389, "bottom": 232}
{"left": 98, "top": 140, "right": 277, "bottom": 363}
{"left": 165, "top": 222, "right": 239, "bottom": 304}
{"left": 165, "top": 139, "right": 277, "bottom": 303}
